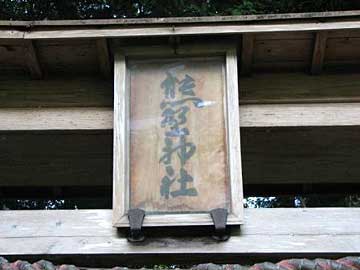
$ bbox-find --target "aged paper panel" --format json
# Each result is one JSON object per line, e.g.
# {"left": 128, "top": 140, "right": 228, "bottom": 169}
{"left": 129, "top": 56, "right": 229, "bottom": 213}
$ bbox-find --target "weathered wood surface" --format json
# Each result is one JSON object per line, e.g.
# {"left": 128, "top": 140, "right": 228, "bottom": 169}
{"left": 36, "top": 39, "right": 99, "bottom": 75}
{"left": 1, "top": 21, "right": 359, "bottom": 40}
{"left": 2, "top": 73, "right": 360, "bottom": 108}
{"left": 252, "top": 33, "right": 313, "bottom": 72}
{"left": 1, "top": 127, "right": 360, "bottom": 186}
{"left": 240, "top": 103, "right": 360, "bottom": 127}
{"left": 2, "top": 102, "right": 360, "bottom": 130}
{"left": 0, "top": 78, "right": 112, "bottom": 107}
{"left": 2, "top": 31, "right": 360, "bottom": 75}
{"left": 241, "top": 126, "right": 360, "bottom": 184}
{"left": 240, "top": 73, "right": 360, "bottom": 104}
{"left": 0, "top": 108, "right": 112, "bottom": 130}
{"left": 1, "top": 11, "right": 360, "bottom": 27}
{"left": 20, "top": 21, "right": 360, "bottom": 40}
{"left": 0, "top": 132, "right": 112, "bottom": 187}
{"left": 128, "top": 57, "right": 230, "bottom": 214}
{"left": 0, "top": 208, "right": 359, "bottom": 256}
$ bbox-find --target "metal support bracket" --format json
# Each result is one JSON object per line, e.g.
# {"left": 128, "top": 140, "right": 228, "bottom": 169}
{"left": 127, "top": 208, "right": 145, "bottom": 242}
{"left": 210, "top": 208, "right": 230, "bottom": 241}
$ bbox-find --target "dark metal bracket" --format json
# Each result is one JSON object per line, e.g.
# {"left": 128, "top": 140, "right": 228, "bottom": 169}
{"left": 127, "top": 208, "right": 145, "bottom": 242}
{"left": 210, "top": 208, "right": 230, "bottom": 241}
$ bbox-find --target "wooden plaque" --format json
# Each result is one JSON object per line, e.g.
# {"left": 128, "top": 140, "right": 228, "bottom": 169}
{"left": 113, "top": 45, "right": 243, "bottom": 227}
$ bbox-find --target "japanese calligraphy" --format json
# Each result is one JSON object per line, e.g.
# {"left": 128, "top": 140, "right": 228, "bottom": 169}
{"left": 159, "top": 66, "right": 204, "bottom": 199}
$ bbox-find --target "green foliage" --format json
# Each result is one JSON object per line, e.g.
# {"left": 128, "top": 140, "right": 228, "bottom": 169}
{"left": 1, "top": 0, "right": 360, "bottom": 20}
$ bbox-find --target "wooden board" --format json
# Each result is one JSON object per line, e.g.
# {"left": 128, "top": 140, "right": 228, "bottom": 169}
{"left": 36, "top": 40, "right": 99, "bottom": 75}
{"left": 240, "top": 72, "right": 360, "bottom": 104}
{"left": 253, "top": 38, "right": 313, "bottom": 72}
{"left": 1, "top": 127, "right": 360, "bottom": 187}
{"left": 2, "top": 73, "right": 360, "bottom": 109}
{"left": 240, "top": 103, "right": 360, "bottom": 127}
{"left": 241, "top": 126, "right": 360, "bottom": 184}
{"left": 0, "top": 108, "right": 112, "bottom": 130}
{"left": 129, "top": 57, "right": 229, "bottom": 213}
{"left": 0, "top": 131, "right": 112, "bottom": 187}
{"left": 0, "top": 208, "right": 359, "bottom": 260}
{"left": 2, "top": 11, "right": 360, "bottom": 27}
{"left": 0, "top": 77, "right": 112, "bottom": 108}
{"left": 113, "top": 46, "right": 243, "bottom": 227}
{"left": 18, "top": 21, "right": 360, "bottom": 40}
{"left": 4, "top": 102, "right": 360, "bottom": 130}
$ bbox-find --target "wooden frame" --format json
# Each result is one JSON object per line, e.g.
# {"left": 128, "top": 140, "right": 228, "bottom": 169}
{"left": 113, "top": 44, "right": 243, "bottom": 227}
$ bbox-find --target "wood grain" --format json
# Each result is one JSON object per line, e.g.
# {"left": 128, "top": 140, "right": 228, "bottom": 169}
{"left": 16, "top": 21, "right": 360, "bottom": 40}
{"left": 2, "top": 127, "right": 360, "bottom": 187}
{"left": 0, "top": 108, "right": 112, "bottom": 130}
{"left": 0, "top": 208, "right": 359, "bottom": 256}
{"left": 3, "top": 102, "right": 360, "bottom": 130}
{"left": 0, "top": 131, "right": 112, "bottom": 187}
{"left": 2, "top": 11, "right": 360, "bottom": 27}
{"left": 240, "top": 72, "right": 360, "bottom": 104}
{"left": 128, "top": 57, "right": 229, "bottom": 213}
{"left": 0, "top": 77, "right": 112, "bottom": 108}
{"left": 113, "top": 45, "right": 243, "bottom": 227}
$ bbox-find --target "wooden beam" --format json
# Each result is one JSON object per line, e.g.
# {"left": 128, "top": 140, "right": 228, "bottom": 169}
{"left": 241, "top": 34, "right": 254, "bottom": 76}
{"left": 0, "top": 29, "right": 24, "bottom": 39}
{"left": 2, "top": 102, "right": 360, "bottom": 130}
{"left": 239, "top": 103, "right": 360, "bottom": 127}
{"left": 96, "top": 38, "right": 112, "bottom": 79}
{"left": 0, "top": 208, "right": 359, "bottom": 257}
{"left": 311, "top": 32, "right": 328, "bottom": 75}
{"left": 0, "top": 21, "right": 356, "bottom": 40}
{"left": 240, "top": 73, "right": 360, "bottom": 104}
{"left": 0, "top": 108, "right": 112, "bottom": 130}
{"left": 2, "top": 127, "right": 360, "bottom": 187}
{"left": 0, "top": 78, "right": 112, "bottom": 108}
{"left": 23, "top": 40, "right": 42, "bottom": 79}
{"left": 2, "top": 11, "right": 360, "bottom": 27}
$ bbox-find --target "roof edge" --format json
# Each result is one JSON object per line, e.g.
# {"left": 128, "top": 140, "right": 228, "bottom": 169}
{"left": 1, "top": 10, "right": 360, "bottom": 27}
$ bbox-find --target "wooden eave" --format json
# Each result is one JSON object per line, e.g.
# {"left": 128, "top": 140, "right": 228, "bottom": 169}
{"left": 1, "top": 10, "right": 360, "bottom": 39}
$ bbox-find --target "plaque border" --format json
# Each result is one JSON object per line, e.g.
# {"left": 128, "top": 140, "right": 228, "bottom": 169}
{"left": 113, "top": 44, "right": 244, "bottom": 227}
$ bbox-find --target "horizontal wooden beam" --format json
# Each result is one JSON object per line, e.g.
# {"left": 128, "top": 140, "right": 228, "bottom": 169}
{"left": 0, "top": 208, "right": 359, "bottom": 257}
{"left": 240, "top": 73, "right": 360, "bottom": 104}
{"left": 240, "top": 103, "right": 360, "bottom": 127}
{"left": 0, "top": 78, "right": 112, "bottom": 108}
{"left": 0, "top": 108, "right": 113, "bottom": 130}
{"left": 2, "top": 103, "right": 360, "bottom": 130}
{"left": 1, "top": 21, "right": 360, "bottom": 40}
{"left": 2, "top": 11, "right": 360, "bottom": 27}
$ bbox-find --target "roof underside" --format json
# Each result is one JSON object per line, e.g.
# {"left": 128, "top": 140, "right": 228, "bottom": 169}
{"left": 0, "top": 11, "right": 360, "bottom": 78}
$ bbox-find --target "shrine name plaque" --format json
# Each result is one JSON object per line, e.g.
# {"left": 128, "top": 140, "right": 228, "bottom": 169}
{"left": 113, "top": 45, "right": 243, "bottom": 227}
